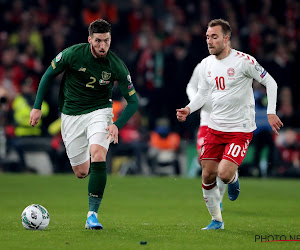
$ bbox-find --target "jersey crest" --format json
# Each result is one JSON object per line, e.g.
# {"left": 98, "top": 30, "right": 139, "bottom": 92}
{"left": 102, "top": 71, "right": 111, "bottom": 80}
{"left": 227, "top": 68, "right": 235, "bottom": 77}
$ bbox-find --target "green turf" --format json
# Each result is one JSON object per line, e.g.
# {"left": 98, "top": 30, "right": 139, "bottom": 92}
{"left": 0, "top": 174, "right": 299, "bottom": 249}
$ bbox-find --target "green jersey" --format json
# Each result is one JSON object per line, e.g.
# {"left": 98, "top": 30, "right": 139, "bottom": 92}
{"left": 34, "top": 43, "right": 138, "bottom": 128}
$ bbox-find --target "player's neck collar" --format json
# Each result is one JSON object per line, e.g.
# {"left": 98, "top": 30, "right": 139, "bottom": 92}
{"left": 216, "top": 47, "right": 232, "bottom": 60}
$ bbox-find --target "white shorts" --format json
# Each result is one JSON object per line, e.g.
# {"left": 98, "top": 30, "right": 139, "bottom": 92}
{"left": 61, "top": 108, "right": 113, "bottom": 166}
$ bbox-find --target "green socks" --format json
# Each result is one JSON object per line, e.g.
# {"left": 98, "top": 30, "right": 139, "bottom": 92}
{"left": 88, "top": 196, "right": 102, "bottom": 213}
{"left": 88, "top": 161, "right": 107, "bottom": 213}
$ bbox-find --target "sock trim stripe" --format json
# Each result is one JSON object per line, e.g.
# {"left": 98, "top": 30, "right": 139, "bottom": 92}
{"left": 202, "top": 182, "right": 217, "bottom": 190}
{"left": 228, "top": 173, "right": 237, "bottom": 184}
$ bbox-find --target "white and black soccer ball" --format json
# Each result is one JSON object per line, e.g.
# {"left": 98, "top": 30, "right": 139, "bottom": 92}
{"left": 21, "top": 204, "right": 50, "bottom": 230}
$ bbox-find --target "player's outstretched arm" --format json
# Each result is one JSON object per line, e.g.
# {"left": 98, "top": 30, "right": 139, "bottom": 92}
{"left": 267, "top": 114, "right": 283, "bottom": 135}
{"left": 176, "top": 107, "right": 190, "bottom": 122}
{"left": 30, "top": 109, "right": 42, "bottom": 127}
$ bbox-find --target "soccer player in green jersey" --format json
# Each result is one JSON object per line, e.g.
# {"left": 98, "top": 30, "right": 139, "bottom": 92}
{"left": 30, "top": 19, "right": 139, "bottom": 229}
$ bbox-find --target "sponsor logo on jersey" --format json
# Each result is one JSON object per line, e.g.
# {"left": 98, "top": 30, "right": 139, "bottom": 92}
{"left": 102, "top": 71, "right": 111, "bottom": 80}
{"left": 227, "top": 68, "right": 235, "bottom": 77}
{"left": 207, "top": 71, "right": 211, "bottom": 77}
{"left": 78, "top": 67, "right": 86, "bottom": 72}
{"left": 55, "top": 52, "right": 62, "bottom": 62}
{"left": 127, "top": 74, "right": 132, "bottom": 83}
{"left": 99, "top": 79, "right": 110, "bottom": 85}
{"left": 128, "top": 83, "right": 133, "bottom": 89}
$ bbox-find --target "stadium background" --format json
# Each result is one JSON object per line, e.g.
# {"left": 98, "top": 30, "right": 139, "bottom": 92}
{"left": 0, "top": 0, "right": 299, "bottom": 178}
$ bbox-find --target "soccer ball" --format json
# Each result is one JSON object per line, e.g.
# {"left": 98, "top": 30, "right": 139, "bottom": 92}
{"left": 21, "top": 204, "right": 50, "bottom": 230}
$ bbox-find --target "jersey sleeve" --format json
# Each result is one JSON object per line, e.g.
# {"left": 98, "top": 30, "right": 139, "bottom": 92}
{"left": 244, "top": 55, "right": 268, "bottom": 83}
{"left": 244, "top": 56, "right": 278, "bottom": 114}
{"left": 50, "top": 47, "right": 73, "bottom": 71}
{"left": 116, "top": 61, "right": 136, "bottom": 99}
{"left": 33, "top": 48, "right": 73, "bottom": 109}
{"left": 113, "top": 60, "right": 138, "bottom": 129}
{"left": 186, "top": 63, "right": 201, "bottom": 101}
{"left": 187, "top": 60, "right": 210, "bottom": 114}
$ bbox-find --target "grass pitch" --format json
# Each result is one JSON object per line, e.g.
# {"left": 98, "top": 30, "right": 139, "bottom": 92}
{"left": 0, "top": 174, "right": 299, "bottom": 250}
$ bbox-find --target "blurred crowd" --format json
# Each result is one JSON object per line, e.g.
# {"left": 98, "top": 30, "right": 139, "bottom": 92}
{"left": 0, "top": 0, "right": 299, "bottom": 177}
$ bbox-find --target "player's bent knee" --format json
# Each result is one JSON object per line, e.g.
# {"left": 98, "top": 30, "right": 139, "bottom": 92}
{"left": 218, "top": 172, "right": 232, "bottom": 184}
{"left": 90, "top": 144, "right": 107, "bottom": 162}
{"left": 72, "top": 161, "right": 89, "bottom": 179}
{"left": 90, "top": 150, "right": 107, "bottom": 162}
{"left": 91, "top": 154, "right": 106, "bottom": 162}
{"left": 219, "top": 177, "right": 230, "bottom": 184}
{"left": 202, "top": 171, "right": 210, "bottom": 181}
{"left": 202, "top": 170, "right": 217, "bottom": 183}
{"left": 76, "top": 172, "right": 88, "bottom": 179}
{"left": 74, "top": 169, "right": 89, "bottom": 179}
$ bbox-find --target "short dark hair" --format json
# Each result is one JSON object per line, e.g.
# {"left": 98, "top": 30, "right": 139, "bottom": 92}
{"left": 208, "top": 19, "right": 231, "bottom": 37}
{"left": 88, "top": 19, "right": 111, "bottom": 36}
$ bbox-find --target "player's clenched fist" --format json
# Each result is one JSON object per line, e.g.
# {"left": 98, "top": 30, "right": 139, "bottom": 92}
{"left": 176, "top": 107, "right": 190, "bottom": 122}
